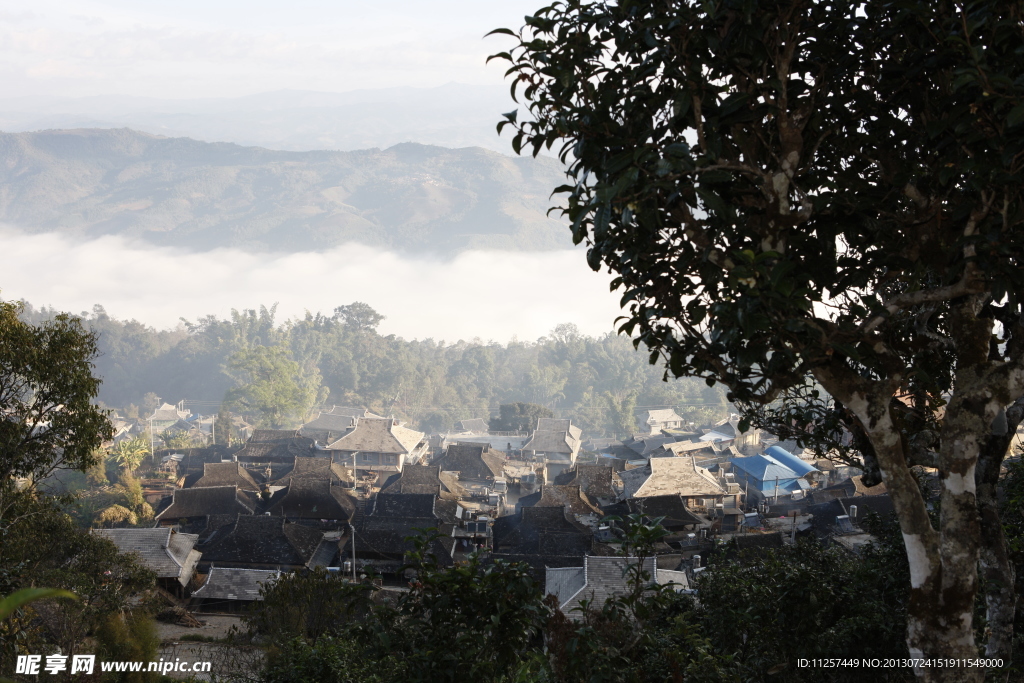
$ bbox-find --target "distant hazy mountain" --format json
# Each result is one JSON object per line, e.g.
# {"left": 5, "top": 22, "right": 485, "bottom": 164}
{"left": 0, "top": 84, "right": 518, "bottom": 153}
{"left": 0, "top": 128, "right": 571, "bottom": 254}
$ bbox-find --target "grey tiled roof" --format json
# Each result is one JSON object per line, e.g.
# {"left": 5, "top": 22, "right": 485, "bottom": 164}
{"left": 325, "top": 418, "right": 424, "bottom": 454}
{"left": 455, "top": 418, "right": 489, "bottom": 433}
{"left": 645, "top": 409, "right": 682, "bottom": 423}
{"left": 155, "top": 486, "right": 257, "bottom": 521}
{"left": 271, "top": 456, "right": 353, "bottom": 485}
{"left": 620, "top": 456, "right": 725, "bottom": 499}
{"left": 193, "top": 462, "right": 262, "bottom": 491}
{"left": 625, "top": 435, "right": 679, "bottom": 456}
{"left": 552, "top": 464, "right": 614, "bottom": 501}
{"left": 379, "top": 465, "right": 444, "bottom": 495}
{"left": 626, "top": 495, "right": 705, "bottom": 528}
{"left": 434, "top": 443, "right": 504, "bottom": 480}
{"left": 535, "top": 419, "right": 583, "bottom": 441}
{"left": 265, "top": 480, "right": 356, "bottom": 521}
{"left": 192, "top": 567, "right": 280, "bottom": 601}
{"left": 492, "top": 506, "right": 594, "bottom": 555}
{"left": 438, "top": 471, "right": 467, "bottom": 498}
{"left": 250, "top": 429, "right": 303, "bottom": 442}
{"left": 536, "top": 485, "right": 602, "bottom": 516}
{"left": 200, "top": 515, "right": 325, "bottom": 566}
{"left": 234, "top": 438, "right": 316, "bottom": 462}
{"left": 524, "top": 431, "right": 578, "bottom": 455}
{"left": 370, "top": 493, "right": 437, "bottom": 519}
{"left": 558, "top": 556, "right": 658, "bottom": 614}
{"left": 91, "top": 528, "right": 200, "bottom": 583}
{"left": 545, "top": 566, "right": 586, "bottom": 604}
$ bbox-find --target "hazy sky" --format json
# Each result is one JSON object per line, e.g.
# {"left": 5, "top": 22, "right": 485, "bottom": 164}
{"left": 0, "top": 228, "right": 622, "bottom": 342}
{"left": 0, "top": 2, "right": 631, "bottom": 343}
{"left": 0, "top": 0, "right": 536, "bottom": 99}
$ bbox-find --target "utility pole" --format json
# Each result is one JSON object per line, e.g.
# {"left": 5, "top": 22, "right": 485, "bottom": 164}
{"left": 349, "top": 522, "right": 357, "bottom": 582}
{"left": 774, "top": 476, "right": 779, "bottom": 504}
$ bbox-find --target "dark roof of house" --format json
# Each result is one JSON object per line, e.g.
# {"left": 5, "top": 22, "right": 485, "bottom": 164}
{"left": 625, "top": 435, "right": 679, "bottom": 456}
{"left": 486, "top": 553, "right": 585, "bottom": 582}
{"left": 234, "top": 437, "right": 316, "bottom": 462}
{"left": 554, "top": 465, "right": 618, "bottom": 501}
{"left": 807, "top": 495, "right": 895, "bottom": 536}
{"left": 271, "top": 456, "right": 352, "bottom": 485}
{"left": 200, "top": 515, "right": 326, "bottom": 566}
{"left": 91, "top": 528, "right": 199, "bottom": 579}
{"left": 517, "top": 490, "right": 542, "bottom": 511}
{"left": 535, "top": 485, "right": 602, "bottom": 516}
{"left": 349, "top": 522, "right": 454, "bottom": 565}
{"left": 438, "top": 471, "right": 467, "bottom": 498}
{"left": 264, "top": 480, "right": 356, "bottom": 521}
{"left": 192, "top": 567, "right": 280, "bottom": 601}
{"left": 250, "top": 429, "right": 303, "bottom": 442}
{"left": 492, "top": 506, "right": 594, "bottom": 556}
{"left": 370, "top": 492, "right": 438, "bottom": 519}
{"left": 173, "top": 447, "right": 233, "bottom": 476}
{"left": 434, "top": 443, "right": 504, "bottom": 480}
{"left": 823, "top": 475, "right": 888, "bottom": 497}
{"left": 192, "top": 462, "right": 262, "bottom": 490}
{"left": 155, "top": 486, "right": 257, "bottom": 521}
{"left": 380, "top": 465, "right": 445, "bottom": 495}
{"left": 626, "top": 495, "right": 705, "bottom": 528}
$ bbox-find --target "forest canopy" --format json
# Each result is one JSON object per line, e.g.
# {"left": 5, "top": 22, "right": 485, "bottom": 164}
{"left": 16, "top": 301, "right": 728, "bottom": 435}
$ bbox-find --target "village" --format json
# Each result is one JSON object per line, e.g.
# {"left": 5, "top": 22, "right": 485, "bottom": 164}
{"left": 94, "top": 402, "right": 896, "bottom": 620}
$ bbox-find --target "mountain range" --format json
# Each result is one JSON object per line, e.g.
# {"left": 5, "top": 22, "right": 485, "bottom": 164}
{"left": 0, "top": 84, "right": 517, "bottom": 153}
{"left": 0, "top": 127, "right": 571, "bottom": 254}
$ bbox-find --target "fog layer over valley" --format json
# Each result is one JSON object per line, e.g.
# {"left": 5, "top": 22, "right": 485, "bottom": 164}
{"left": 0, "top": 128, "right": 569, "bottom": 253}
{"left": 0, "top": 226, "right": 620, "bottom": 341}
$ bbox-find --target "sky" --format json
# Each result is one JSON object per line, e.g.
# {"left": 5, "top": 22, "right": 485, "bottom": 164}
{"left": 0, "top": 228, "right": 623, "bottom": 342}
{"left": 0, "top": 0, "right": 537, "bottom": 99}
{"left": 0, "top": 0, "right": 629, "bottom": 341}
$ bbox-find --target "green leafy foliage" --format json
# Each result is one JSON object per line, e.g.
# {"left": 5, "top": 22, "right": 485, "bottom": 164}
{"left": 0, "top": 493, "right": 156, "bottom": 672}
{"left": 488, "top": 402, "right": 554, "bottom": 432}
{"left": 225, "top": 343, "right": 325, "bottom": 428}
{"left": 19, "top": 301, "right": 731, "bottom": 437}
{"left": 0, "top": 298, "right": 112, "bottom": 526}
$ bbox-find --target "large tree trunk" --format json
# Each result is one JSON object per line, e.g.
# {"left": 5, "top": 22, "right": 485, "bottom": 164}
{"left": 974, "top": 397, "right": 1024, "bottom": 677}
{"left": 816, "top": 369, "right": 986, "bottom": 683}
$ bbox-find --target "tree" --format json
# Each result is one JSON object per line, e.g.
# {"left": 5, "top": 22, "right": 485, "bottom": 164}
{"left": 489, "top": 402, "right": 554, "bottom": 433}
{"left": 493, "top": 0, "right": 1024, "bottom": 678}
{"left": 224, "top": 344, "right": 324, "bottom": 428}
{"left": 333, "top": 302, "right": 385, "bottom": 332}
{"left": 113, "top": 436, "right": 149, "bottom": 474}
{"left": 0, "top": 299, "right": 112, "bottom": 540}
{"left": 214, "top": 404, "right": 236, "bottom": 445}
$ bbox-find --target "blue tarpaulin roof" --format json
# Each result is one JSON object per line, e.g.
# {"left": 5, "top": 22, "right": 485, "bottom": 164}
{"left": 730, "top": 454, "right": 800, "bottom": 483}
{"left": 764, "top": 446, "right": 817, "bottom": 477}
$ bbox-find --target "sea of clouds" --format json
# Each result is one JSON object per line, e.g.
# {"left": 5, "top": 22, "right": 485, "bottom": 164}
{"left": 0, "top": 226, "right": 624, "bottom": 343}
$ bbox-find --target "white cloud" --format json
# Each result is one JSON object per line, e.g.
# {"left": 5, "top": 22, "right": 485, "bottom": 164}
{"left": 0, "top": 227, "right": 624, "bottom": 343}
{"left": 0, "top": 0, "right": 534, "bottom": 99}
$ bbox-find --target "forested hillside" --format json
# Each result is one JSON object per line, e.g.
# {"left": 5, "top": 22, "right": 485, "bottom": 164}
{"left": 19, "top": 301, "right": 728, "bottom": 436}
{"left": 0, "top": 128, "right": 569, "bottom": 253}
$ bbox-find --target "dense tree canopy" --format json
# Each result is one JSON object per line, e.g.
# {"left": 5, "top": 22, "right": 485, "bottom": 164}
{"left": 17, "top": 301, "right": 729, "bottom": 437}
{"left": 492, "top": 0, "right": 1024, "bottom": 677}
{"left": 0, "top": 298, "right": 111, "bottom": 536}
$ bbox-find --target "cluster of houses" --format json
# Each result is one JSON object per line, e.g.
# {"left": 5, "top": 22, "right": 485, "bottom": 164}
{"left": 109, "top": 402, "right": 253, "bottom": 449}
{"left": 93, "top": 405, "right": 891, "bottom": 617}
